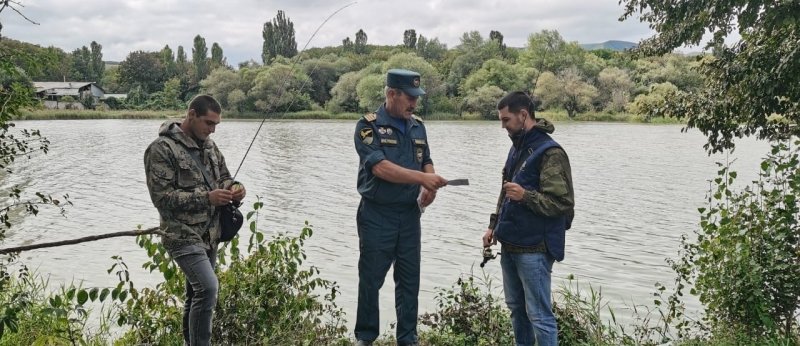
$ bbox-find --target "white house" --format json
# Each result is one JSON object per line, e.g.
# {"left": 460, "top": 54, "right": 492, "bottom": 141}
{"left": 33, "top": 82, "right": 105, "bottom": 109}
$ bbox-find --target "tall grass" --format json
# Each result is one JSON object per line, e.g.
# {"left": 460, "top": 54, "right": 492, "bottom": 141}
{"left": 17, "top": 109, "right": 177, "bottom": 120}
{"left": 0, "top": 268, "right": 112, "bottom": 345}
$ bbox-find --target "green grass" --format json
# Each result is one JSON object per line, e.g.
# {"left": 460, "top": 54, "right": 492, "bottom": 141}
{"left": 17, "top": 109, "right": 178, "bottom": 120}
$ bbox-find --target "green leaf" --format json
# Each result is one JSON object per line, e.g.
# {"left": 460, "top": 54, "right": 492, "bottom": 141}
{"left": 77, "top": 290, "right": 89, "bottom": 305}
{"left": 99, "top": 288, "right": 110, "bottom": 301}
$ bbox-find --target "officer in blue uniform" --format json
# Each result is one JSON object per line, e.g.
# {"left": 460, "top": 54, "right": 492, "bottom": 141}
{"left": 353, "top": 69, "right": 449, "bottom": 346}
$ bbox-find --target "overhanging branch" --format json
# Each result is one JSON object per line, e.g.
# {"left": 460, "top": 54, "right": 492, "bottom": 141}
{"left": 0, "top": 227, "right": 164, "bottom": 255}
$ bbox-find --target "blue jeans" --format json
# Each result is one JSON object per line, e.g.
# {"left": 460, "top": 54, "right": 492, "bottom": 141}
{"left": 169, "top": 244, "right": 218, "bottom": 346}
{"left": 500, "top": 251, "right": 557, "bottom": 346}
{"left": 355, "top": 201, "right": 421, "bottom": 345}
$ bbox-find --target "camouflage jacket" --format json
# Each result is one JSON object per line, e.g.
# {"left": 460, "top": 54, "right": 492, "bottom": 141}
{"left": 144, "top": 121, "right": 233, "bottom": 250}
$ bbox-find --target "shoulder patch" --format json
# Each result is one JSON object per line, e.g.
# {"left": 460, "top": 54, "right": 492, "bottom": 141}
{"left": 359, "top": 127, "right": 374, "bottom": 145}
{"left": 363, "top": 113, "right": 377, "bottom": 122}
{"left": 412, "top": 114, "right": 424, "bottom": 123}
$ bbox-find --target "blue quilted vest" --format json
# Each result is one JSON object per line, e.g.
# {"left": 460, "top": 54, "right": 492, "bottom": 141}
{"left": 494, "top": 130, "right": 567, "bottom": 261}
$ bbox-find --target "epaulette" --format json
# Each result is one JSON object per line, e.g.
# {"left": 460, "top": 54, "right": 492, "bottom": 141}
{"left": 363, "top": 113, "right": 377, "bottom": 122}
{"left": 412, "top": 114, "right": 424, "bottom": 123}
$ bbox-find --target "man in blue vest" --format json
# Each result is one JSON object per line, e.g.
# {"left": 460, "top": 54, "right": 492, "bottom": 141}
{"left": 353, "top": 69, "right": 449, "bottom": 346}
{"left": 482, "top": 91, "right": 574, "bottom": 346}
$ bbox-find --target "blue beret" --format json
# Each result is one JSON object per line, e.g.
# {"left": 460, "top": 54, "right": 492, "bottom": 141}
{"left": 386, "top": 68, "right": 425, "bottom": 97}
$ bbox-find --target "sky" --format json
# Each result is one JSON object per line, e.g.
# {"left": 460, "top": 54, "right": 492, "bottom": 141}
{"left": 2, "top": 0, "right": 657, "bottom": 65}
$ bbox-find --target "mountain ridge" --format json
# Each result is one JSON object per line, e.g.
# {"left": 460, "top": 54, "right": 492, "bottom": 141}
{"left": 579, "top": 40, "right": 638, "bottom": 51}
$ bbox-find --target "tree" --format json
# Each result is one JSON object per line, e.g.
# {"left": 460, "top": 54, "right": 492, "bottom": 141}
{"left": 342, "top": 37, "right": 353, "bottom": 52}
{"left": 89, "top": 41, "right": 106, "bottom": 83}
{"left": 534, "top": 68, "right": 598, "bottom": 118}
{"left": 0, "top": 49, "right": 67, "bottom": 342}
{"left": 176, "top": 45, "right": 188, "bottom": 75}
{"left": 403, "top": 29, "right": 417, "bottom": 49}
{"left": 580, "top": 53, "right": 607, "bottom": 80}
{"left": 227, "top": 89, "right": 247, "bottom": 112}
{"left": 261, "top": 10, "right": 297, "bottom": 63}
{"left": 192, "top": 35, "right": 209, "bottom": 83}
{"left": 521, "top": 30, "right": 585, "bottom": 75}
{"left": 597, "top": 67, "right": 634, "bottom": 112}
{"left": 148, "top": 77, "right": 184, "bottom": 110}
{"left": 327, "top": 71, "right": 362, "bottom": 113}
{"left": 458, "top": 31, "right": 484, "bottom": 51}
{"left": 118, "top": 50, "right": 166, "bottom": 93}
{"left": 354, "top": 29, "right": 368, "bottom": 54}
{"left": 489, "top": 30, "right": 506, "bottom": 55}
{"left": 100, "top": 65, "right": 124, "bottom": 93}
{"left": 355, "top": 73, "right": 385, "bottom": 111}
{"left": 160, "top": 44, "right": 177, "bottom": 78}
{"left": 462, "top": 59, "right": 537, "bottom": 94}
{"left": 416, "top": 35, "right": 447, "bottom": 62}
{"left": 0, "top": 0, "right": 39, "bottom": 38}
{"left": 620, "top": 2, "right": 800, "bottom": 339}
{"left": 89, "top": 41, "right": 103, "bottom": 83}
{"left": 70, "top": 46, "right": 91, "bottom": 81}
{"left": 463, "top": 85, "right": 505, "bottom": 119}
{"left": 249, "top": 63, "right": 311, "bottom": 113}
{"left": 211, "top": 42, "right": 225, "bottom": 70}
{"left": 632, "top": 54, "right": 703, "bottom": 92}
{"left": 200, "top": 68, "right": 243, "bottom": 110}
{"left": 621, "top": 0, "right": 800, "bottom": 152}
{"left": 446, "top": 52, "right": 484, "bottom": 96}
{"left": 626, "top": 82, "right": 678, "bottom": 121}
{"left": 301, "top": 58, "right": 339, "bottom": 106}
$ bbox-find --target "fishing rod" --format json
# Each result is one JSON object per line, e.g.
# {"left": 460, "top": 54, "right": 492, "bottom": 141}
{"left": 231, "top": 2, "right": 357, "bottom": 181}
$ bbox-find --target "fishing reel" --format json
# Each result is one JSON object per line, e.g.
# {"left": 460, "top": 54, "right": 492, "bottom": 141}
{"left": 479, "top": 246, "right": 500, "bottom": 268}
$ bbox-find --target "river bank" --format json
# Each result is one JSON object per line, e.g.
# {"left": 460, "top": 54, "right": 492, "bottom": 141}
{"left": 17, "top": 108, "right": 683, "bottom": 123}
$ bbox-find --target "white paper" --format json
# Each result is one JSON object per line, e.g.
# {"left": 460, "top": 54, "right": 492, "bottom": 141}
{"left": 417, "top": 190, "right": 426, "bottom": 213}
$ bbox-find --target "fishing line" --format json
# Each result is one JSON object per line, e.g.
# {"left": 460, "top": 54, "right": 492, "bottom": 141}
{"left": 231, "top": 2, "right": 357, "bottom": 181}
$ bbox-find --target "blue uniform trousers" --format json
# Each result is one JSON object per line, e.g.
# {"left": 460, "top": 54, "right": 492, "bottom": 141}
{"left": 355, "top": 200, "right": 421, "bottom": 345}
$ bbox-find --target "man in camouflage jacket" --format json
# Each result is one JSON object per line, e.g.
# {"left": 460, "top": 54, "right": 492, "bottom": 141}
{"left": 144, "top": 94, "right": 245, "bottom": 346}
{"left": 482, "top": 91, "right": 574, "bottom": 346}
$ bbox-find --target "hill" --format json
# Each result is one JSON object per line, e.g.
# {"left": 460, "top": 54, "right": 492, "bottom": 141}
{"left": 580, "top": 40, "right": 637, "bottom": 51}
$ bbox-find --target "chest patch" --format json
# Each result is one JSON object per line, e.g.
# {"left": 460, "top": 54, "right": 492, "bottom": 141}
{"left": 380, "top": 138, "right": 398, "bottom": 145}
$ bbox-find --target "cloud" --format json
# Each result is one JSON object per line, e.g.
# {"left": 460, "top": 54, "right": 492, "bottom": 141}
{"left": 2, "top": 0, "right": 654, "bottom": 64}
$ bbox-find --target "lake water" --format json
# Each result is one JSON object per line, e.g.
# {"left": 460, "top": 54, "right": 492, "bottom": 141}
{"left": 4, "top": 118, "right": 770, "bottom": 332}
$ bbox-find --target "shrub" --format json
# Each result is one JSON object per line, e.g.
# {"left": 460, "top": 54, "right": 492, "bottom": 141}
{"left": 659, "top": 141, "right": 800, "bottom": 340}
{"left": 420, "top": 272, "right": 514, "bottom": 345}
{"left": 114, "top": 199, "right": 348, "bottom": 345}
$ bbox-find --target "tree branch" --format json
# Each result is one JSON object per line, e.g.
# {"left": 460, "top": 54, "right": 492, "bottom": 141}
{"left": 6, "top": 0, "right": 39, "bottom": 25}
{"left": 0, "top": 227, "right": 164, "bottom": 255}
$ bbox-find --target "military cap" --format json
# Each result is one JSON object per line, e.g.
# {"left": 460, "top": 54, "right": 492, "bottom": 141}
{"left": 386, "top": 68, "right": 426, "bottom": 97}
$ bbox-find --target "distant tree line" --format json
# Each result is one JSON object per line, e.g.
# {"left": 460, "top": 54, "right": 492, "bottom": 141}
{"left": 3, "top": 11, "right": 704, "bottom": 119}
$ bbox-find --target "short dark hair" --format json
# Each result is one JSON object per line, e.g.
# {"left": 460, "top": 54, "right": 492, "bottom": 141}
{"left": 497, "top": 91, "right": 539, "bottom": 118}
{"left": 188, "top": 94, "right": 222, "bottom": 116}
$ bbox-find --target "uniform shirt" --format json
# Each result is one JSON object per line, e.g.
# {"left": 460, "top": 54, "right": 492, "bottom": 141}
{"left": 354, "top": 104, "right": 433, "bottom": 206}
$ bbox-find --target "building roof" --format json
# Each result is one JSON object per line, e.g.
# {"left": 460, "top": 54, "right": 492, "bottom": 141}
{"left": 33, "top": 82, "right": 93, "bottom": 92}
